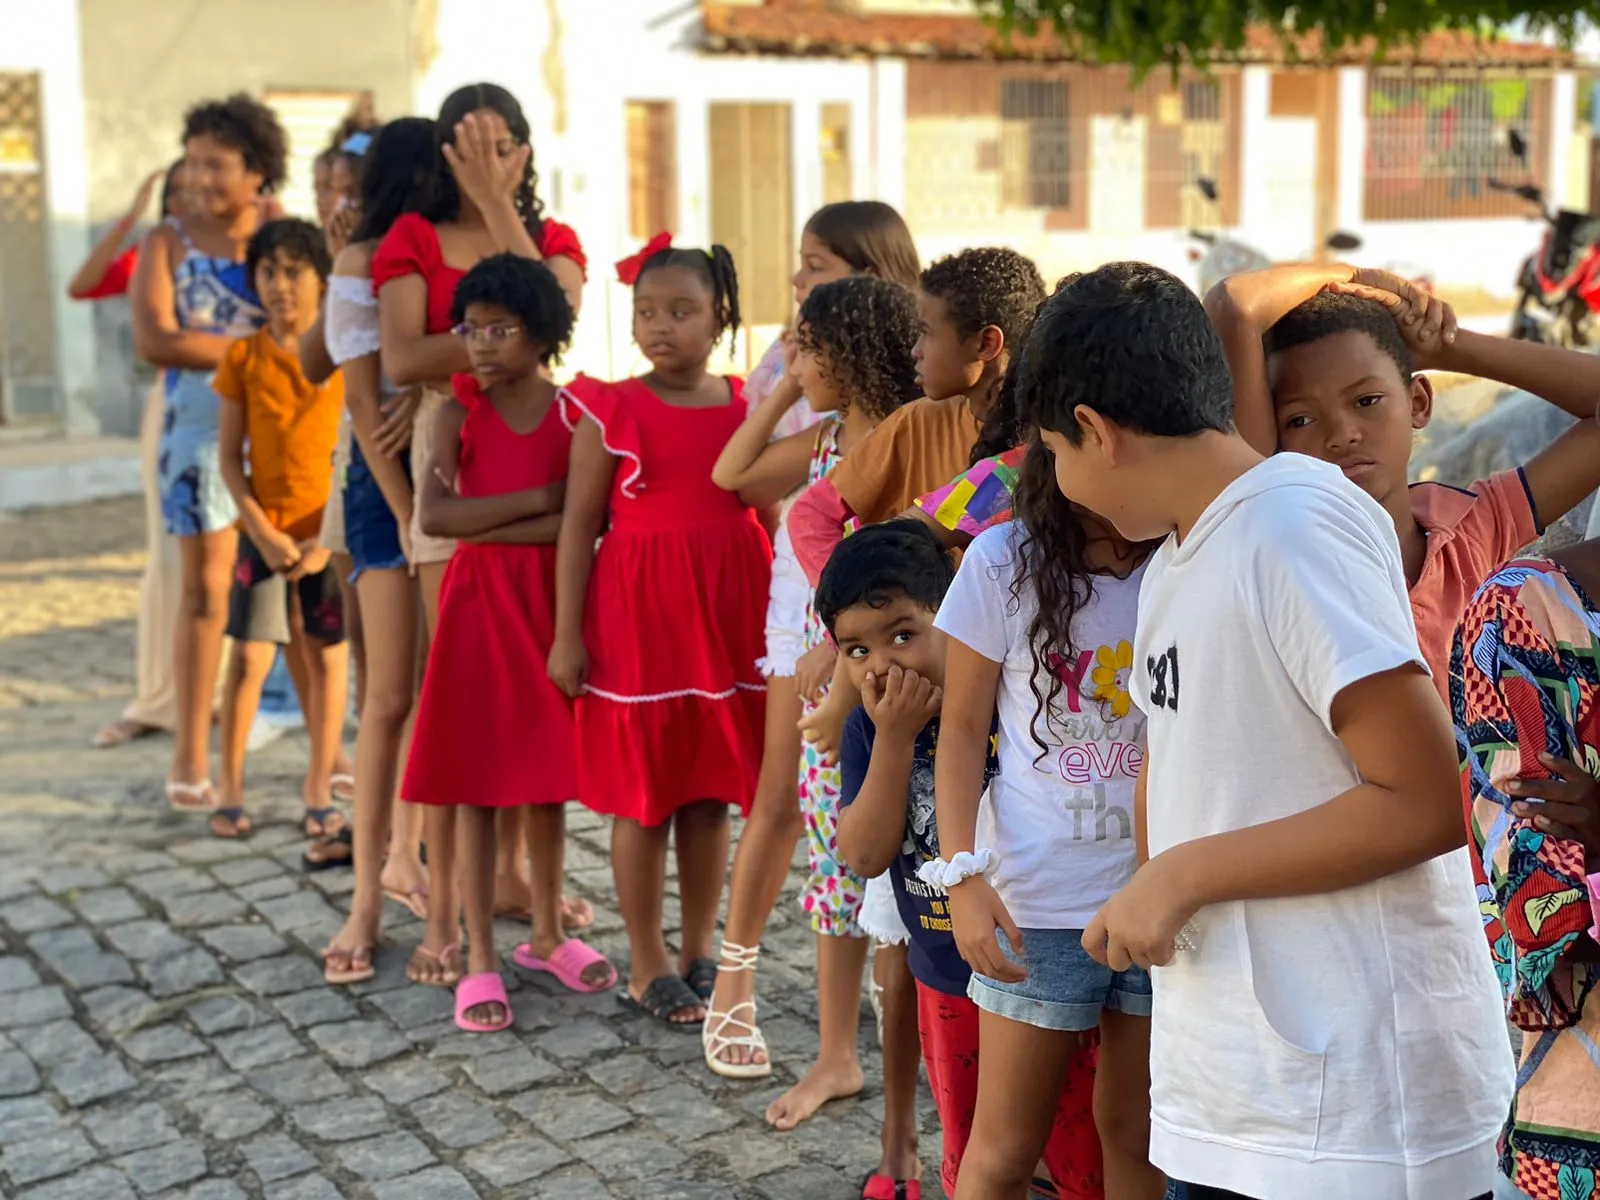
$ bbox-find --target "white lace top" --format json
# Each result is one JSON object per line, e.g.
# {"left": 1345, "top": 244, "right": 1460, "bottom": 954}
{"left": 325, "top": 275, "right": 398, "bottom": 397}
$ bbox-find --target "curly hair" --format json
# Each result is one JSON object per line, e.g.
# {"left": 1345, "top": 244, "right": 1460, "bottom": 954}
{"left": 181, "top": 94, "right": 288, "bottom": 193}
{"left": 247, "top": 218, "right": 332, "bottom": 284}
{"left": 815, "top": 519, "right": 954, "bottom": 636}
{"left": 795, "top": 276, "right": 921, "bottom": 420}
{"left": 636, "top": 246, "right": 742, "bottom": 345}
{"left": 1264, "top": 291, "right": 1413, "bottom": 380}
{"left": 451, "top": 252, "right": 574, "bottom": 365}
{"left": 426, "top": 84, "right": 545, "bottom": 240}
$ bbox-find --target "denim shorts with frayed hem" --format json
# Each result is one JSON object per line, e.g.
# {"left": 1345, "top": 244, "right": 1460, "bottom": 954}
{"left": 968, "top": 926, "right": 1152, "bottom": 1032}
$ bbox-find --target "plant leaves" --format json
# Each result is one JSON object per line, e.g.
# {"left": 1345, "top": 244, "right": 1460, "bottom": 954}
{"left": 1525, "top": 888, "right": 1584, "bottom": 937}
{"left": 1559, "top": 1162, "right": 1595, "bottom": 1200}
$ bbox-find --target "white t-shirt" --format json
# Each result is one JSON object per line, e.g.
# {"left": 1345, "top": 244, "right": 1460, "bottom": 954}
{"left": 1133, "top": 454, "right": 1510, "bottom": 1199}
{"left": 934, "top": 521, "right": 1146, "bottom": 929}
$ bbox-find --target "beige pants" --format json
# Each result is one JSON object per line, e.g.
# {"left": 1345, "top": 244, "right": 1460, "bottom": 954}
{"left": 408, "top": 386, "right": 458, "bottom": 566}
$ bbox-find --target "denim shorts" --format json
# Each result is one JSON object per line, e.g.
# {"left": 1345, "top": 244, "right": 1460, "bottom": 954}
{"left": 343, "top": 440, "right": 408, "bottom": 581}
{"left": 968, "top": 926, "right": 1152, "bottom": 1032}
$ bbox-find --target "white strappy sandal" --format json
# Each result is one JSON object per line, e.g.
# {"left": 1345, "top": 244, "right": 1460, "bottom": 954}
{"left": 701, "top": 940, "right": 771, "bottom": 1080}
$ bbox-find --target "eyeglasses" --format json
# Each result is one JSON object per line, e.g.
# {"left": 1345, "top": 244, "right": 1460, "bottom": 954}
{"left": 451, "top": 322, "right": 523, "bottom": 344}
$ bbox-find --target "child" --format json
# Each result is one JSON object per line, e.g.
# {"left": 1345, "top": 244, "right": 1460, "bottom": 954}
{"left": 1206, "top": 264, "right": 1600, "bottom": 692}
{"left": 1455, "top": 542, "right": 1600, "bottom": 1200}
{"left": 908, "top": 367, "right": 1029, "bottom": 552}
{"left": 213, "top": 218, "right": 348, "bottom": 840}
{"left": 830, "top": 520, "right": 1101, "bottom": 1200}
{"left": 935, "top": 441, "right": 1152, "bottom": 1200}
{"left": 1036, "top": 262, "right": 1509, "bottom": 1200}
{"left": 549, "top": 241, "right": 769, "bottom": 1030}
{"left": 705, "top": 201, "right": 922, "bottom": 1084}
{"left": 404, "top": 253, "right": 613, "bottom": 1033}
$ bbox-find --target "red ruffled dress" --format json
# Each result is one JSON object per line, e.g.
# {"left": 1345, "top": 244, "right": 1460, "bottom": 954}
{"left": 561, "top": 375, "right": 771, "bottom": 827}
{"left": 402, "top": 375, "right": 576, "bottom": 807}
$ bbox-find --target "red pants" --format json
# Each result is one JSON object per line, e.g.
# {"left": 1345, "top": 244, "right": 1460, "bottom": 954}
{"left": 916, "top": 981, "right": 1104, "bottom": 1199}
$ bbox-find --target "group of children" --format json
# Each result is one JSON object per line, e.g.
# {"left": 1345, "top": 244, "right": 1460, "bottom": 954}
{"left": 104, "top": 78, "right": 1600, "bottom": 1200}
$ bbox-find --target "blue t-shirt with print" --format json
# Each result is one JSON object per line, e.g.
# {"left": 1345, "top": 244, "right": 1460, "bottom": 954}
{"left": 838, "top": 706, "right": 998, "bottom": 997}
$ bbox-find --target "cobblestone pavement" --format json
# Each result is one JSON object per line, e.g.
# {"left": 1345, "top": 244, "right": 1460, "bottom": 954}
{"left": 0, "top": 499, "right": 931, "bottom": 1198}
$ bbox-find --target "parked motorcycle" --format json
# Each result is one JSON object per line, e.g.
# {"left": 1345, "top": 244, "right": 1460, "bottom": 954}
{"left": 1493, "top": 129, "right": 1600, "bottom": 348}
{"left": 1186, "top": 178, "right": 1365, "bottom": 294}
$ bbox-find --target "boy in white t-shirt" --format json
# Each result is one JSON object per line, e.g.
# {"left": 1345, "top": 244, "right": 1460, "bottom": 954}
{"left": 1019, "top": 261, "right": 1510, "bottom": 1200}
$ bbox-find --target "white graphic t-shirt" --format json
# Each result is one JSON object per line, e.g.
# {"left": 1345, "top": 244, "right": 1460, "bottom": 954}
{"left": 934, "top": 521, "right": 1146, "bottom": 928}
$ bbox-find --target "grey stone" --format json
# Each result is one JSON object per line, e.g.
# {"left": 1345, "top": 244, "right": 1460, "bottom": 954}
{"left": 503, "top": 1165, "right": 614, "bottom": 1200}
{"left": 0, "top": 956, "right": 41, "bottom": 993}
{"left": 625, "top": 1082, "right": 739, "bottom": 1142}
{"left": 753, "top": 1165, "right": 856, "bottom": 1200}
{"left": 23, "top": 1020, "right": 100, "bottom": 1068}
{"left": 694, "top": 1128, "right": 802, "bottom": 1181}
{"left": 247, "top": 1056, "right": 350, "bottom": 1105}
{"left": 209, "top": 858, "right": 284, "bottom": 888}
{"left": 149, "top": 1055, "right": 238, "bottom": 1096}
{"left": 370, "top": 1166, "right": 479, "bottom": 1200}
{"left": 50, "top": 1051, "right": 137, "bottom": 1107}
{"left": 291, "top": 1095, "right": 390, "bottom": 1142}
{"left": 70, "top": 888, "right": 144, "bottom": 926}
{"left": 0, "top": 986, "right": 71, "bottom": 1029}
{"left": 113, "top": 851, "right": 178, "bottom": 876}
{"left": 36, "top": 867, "right": 109, "bottom": 894}
{"left": 1, "top": 1128, "right": 96, "bottom": 1184}
{"left": 163, "top": 891, "right": 248, "bottom": 928}
{"left": 368, "top": 984, "right": 454, "bottom": 1030}
{"left": 359, "top": 1058, "right": 451, "bottom": 1106}
{"left": 193, "top": 1093, "right": 275, "bottom": 1141}
{"left": 102, "top": 921, "right": 190, "bottom": 962}
{"left": 334, "top": 1131, "right": 436, "bottom": 1181}
{"left": 0, "top": 1096, "right": 62, "bottom": 1144}
{"left": 534, "top": 1017, "right": 622, "bottom": 1061}
{"left": 177, "top": 1181, "right": 248, "bottom": 1200}
{"left": 271, "top": 988, "right": 356, "bottom": 1030}
{"left": 142, "top": 947, "right": 224, "bottom": 998}
{"left": 262, "top": 1175, "right": 343, "bottom": 1200}
{"left": 0, "top": 1050, "right": 40, "bottom": 1098}
{"left": 167, "top": 839, "right": 255, "bottom": 865}
{"left": 583, "top": 1053, "right": 669, "bottom": 1098}
{"left": 0, "top": 895, "right": 73, "bottom": 934}
{"left": 241, "top": 1134, "right": 317, "bottom": 1183}
{"left": 28, "top": 928, "right": 134, "bottom": 989}
{"left": 17, "top": 1164, "right": 137, "bottom": 1200}
{"left": 509, "top": 1088, "right": 633, "bottom": 1142}
{"left": 461, "top": 1135, "right": 572, "bottom": 1187}
{"left": 126, "top": 867, "right": 211, "bottom": 900}
{"left": 120, "top": 1024, "right": 206, "bottom": 1064}
{"left": 251, "top": 893, "right": 339, "bottom": 935}
{"left": 116, "top": 1138, "right": 208, "bottom": 1195}
{"left": 198, "top": 923, "right": 287, "bottom": 963}
{"left": 187, "top": 995, "right": 267, "bottom": 1036}
{"left": 80, "top": 986, "right": 152, "bottom": 1031}
{"left": 84, "top": 1103, "right": 179, "bottom": 1155}
{"left": 308, "top": 1020, "right": 408, "bottom": 1069}
{"left": 234, "top": 876, "right": 299, "bottom": 903}
{"left": 406, "top": 1091, "right": 505, "bottom": 1150}
{"left": 213, "top": 1023, "right": 304, "bottom": 1071}
{"left": 572, "top": 1130, "right": 687, "bottom": 1181}
{"left": 459, "top": 1046, "right": 559, "bottom": 1096}
{"left": 234, "top": 955, "right": 325, "bottom": 997}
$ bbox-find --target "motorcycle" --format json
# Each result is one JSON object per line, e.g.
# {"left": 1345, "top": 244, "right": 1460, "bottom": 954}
{"left": 1186, "top": 178, "right": 1366, "bottom": 295}
{"left": 1493, "top": 129, "right": 1600, "bottom": 348}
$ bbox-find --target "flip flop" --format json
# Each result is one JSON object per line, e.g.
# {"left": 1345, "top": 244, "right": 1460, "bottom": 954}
{"left": 454, "top": 972, "right": 514, "bottom": 1033}
{"left": 165, "top": 779, "right": 215, "bottom": 813}
{"left": 208, "top": 807, "right": 253, "bottom": 840}
{"left": 331, "top": 772, "right": 356, "bottom": 803}
{"left": 494, "top": 895, "right": 595, "bottom": 931}
{"left": 619, "top": 974, "right": 704, "bottom": 1031}
{"left": 513, "top": 939, "right": 616, "bottom": 994}
{"left": 406, "top": 942, "right": 461, "bottom": 988}
{"left": 301, "top": 806, "right": 347, "bottom": 838}
{"left": 861, "top": 1174, "right": 922, "bottom": 1200}
{"left": 301, "top": 828, "right": 353, "bottom": 872}
{"left": 683, "top": 956, "right": 717, "bottom": 1001}
{"left": 320, "top": 941, "right": 376, "bottom": 986}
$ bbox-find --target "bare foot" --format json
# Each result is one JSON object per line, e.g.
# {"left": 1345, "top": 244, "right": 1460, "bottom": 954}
{"left": 706, "top": 968, "right": 766, "bottom": 1069}
{"left": 406, "top": 938, "right": 460, "bottom": 987}
{"left": 94, "top": 718, "right": 159, "bottom": 748}
{"left": 765, "top": 1056, "right": 864, "bottom": 1130}
{"left": 492, "top": 869, "right": 535, "bottom": 919}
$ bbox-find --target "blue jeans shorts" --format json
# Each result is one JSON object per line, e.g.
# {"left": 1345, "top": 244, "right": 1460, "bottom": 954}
{"left": 343, "top": 440, "right": 408, "bottom": 581}
{"left": 969, "top": 927, "right": 1153, "bottom": 1032}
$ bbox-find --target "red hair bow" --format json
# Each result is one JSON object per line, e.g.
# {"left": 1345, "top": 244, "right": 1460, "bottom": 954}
{"left": 615, "top": 232, "right": 673, "bottom": 285}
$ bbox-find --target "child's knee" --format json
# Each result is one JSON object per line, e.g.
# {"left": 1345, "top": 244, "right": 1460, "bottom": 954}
{"left": 1092, "top": 1079, "right": 1152, "bottom": 1160}
{"left": 364, "top": 683, "right": 413, "bottom": 729}
{"left": 960, "top": 1127, "right": 1039, "bottom": 1185}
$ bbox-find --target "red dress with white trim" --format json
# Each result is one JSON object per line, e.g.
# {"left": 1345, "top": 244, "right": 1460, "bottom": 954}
{"left": 561, "top": 374, "right": 771, "bottom": 827}
{"left": 402, "top": 374, "right": 576, "bottom": 808}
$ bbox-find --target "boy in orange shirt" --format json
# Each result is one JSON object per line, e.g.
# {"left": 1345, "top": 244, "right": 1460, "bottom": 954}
{"left": 215, "top": 218, "right": 347, "bottom": 840}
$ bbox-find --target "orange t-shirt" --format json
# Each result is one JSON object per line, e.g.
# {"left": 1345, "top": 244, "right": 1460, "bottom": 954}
{"left": 213, "top": 330, "right": 345, "bottom": 541}
{"left": 1408, "top": 469, "right": 1540, "bottom": 701}
{"left": 827, "top": 395, "right": 984, "bottom": 525}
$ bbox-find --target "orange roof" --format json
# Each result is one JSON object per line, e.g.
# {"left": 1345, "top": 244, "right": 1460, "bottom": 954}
{"left": 699, "top": 1, "right": 1572, "bottom": 68}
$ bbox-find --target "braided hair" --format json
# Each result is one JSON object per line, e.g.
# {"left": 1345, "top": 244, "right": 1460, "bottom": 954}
{"left": 427, "top": 83, "right": 546, "bottom": 240}
{"left": 636, "top": 246, "right": 741, "bottom": 345}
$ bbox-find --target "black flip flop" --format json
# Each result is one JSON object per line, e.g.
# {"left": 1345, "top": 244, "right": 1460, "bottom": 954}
{"left": 619, "top": 974, "right": 704, "bottom": 1031}
{"left": 683, "top": 957, "right": 717, "bottom": 1001}
{"left": 208, "top": 807, "right": 253, "bottom": 840}
{"left": 301, "top": 827, "right": 353, "bottom": 872}
{"left": 301, "top": 805, "right": 347, "bottom": 839}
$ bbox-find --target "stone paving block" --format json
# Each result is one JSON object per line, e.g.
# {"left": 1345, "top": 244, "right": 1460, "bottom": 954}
{"left": 233, "top": 876, "right": 300, "bottom": 904}
{"left": 571, "top": 1129, "right": 687, "bottom": 1181}
{"left": 290, "top": 1095, "right": 390, "bottom": 1142}
{"left": 1, "top": 1128, "right": 97, "bottom": 1185}
{"left": 241, "top": 1134, "right": 317, "bottom": 1184}
{"left": 177, "top": 1180, "right": 248, "bottom": 1200}
{"left": 191, "top": 1091, "right": 275, "bottom": 1142}
{"left": 50, "top": 1050, "right": 137, "bottom": 1107}
{"left": 0, "top": 985, "right": 70, "bottom": 1030}
{"left": 0, "top": 956, "right": 41, "bottom": 994}
{"left": 334, "top": 1131, "right": 436, "bottom": 1181}
{"left": 27, "top": 928, "right": 135, "bottom": 989}
{"left": 247, "top": 1056, "right": 351, "bottom": 1105}
{"left": 251, "top": 893, "right": 339, "bottom": 935}
{"left": 79, "top": 986, "right": 152, "bottom": 1032}
{"left": 0, "top": 877, "right": 32, "bottom": 904}
{"left": 163, "top": 892, "right": 248, "bottom": 929}
{"left": 262, "top": 1174, "right": 342, "bottom": 1200}
{"left": 358, "top": 1058, "right": 451, "bottom": 1106}
{"left": 233, "top": 955, "right": 325, "bottom": 997}
{"left": 0, "top": 1050, "right": 40, "bottom": 1098}
{"left": 0, "top": 1096, "right": 62, "bottom": 1145}
{"left": 534, "top": 1017, "right": 622, "bottom": 1062}
{"left": 271, "top": 988, "right": 356, "bottom": 1030}
{"left": 368, "top": 984, "right": 454, "bottom": 1030}
{"left": 18, "top": 1164, "right": 138, "bottom": 1200}
{"left": 459, "top": 1045, "right": 560, "bottom": 1096}
{"left": 307, "top": 1020, "right": 408, "bottom": 1069}
{"left": 212, "top": 1024, "right": 304, "bottom": 1071}
{"left": 209, "top": 858, "right": 284, "bottom": 888}
{"left": 504, "top": 1165, "right": 615, "bottom": 1200}
{"left": 117, "top": 1137, "right": 208, "bottom": 1195}
{"left": 612, "top": 1184, "right": 738, "bottom": 1200}
{"left": 693, "top": 1129, "right": 802, "bottom": 1181}
{"left": 22, "top": 1019, "right": 100, "bottom": 1067}
{"left": 186, "top": 996, "right": 267, "bottom": 1036}
{"left": 583, "top": 1052, "right": 669, "bottom": 1098}
{"left": 370, "top": 1166, "right": 479, "bottom": 1200}
{"left": 405, "top": 1090, "right": 506, "bottom": 1150}
{"left": 197, "top": 923, "right": 286, "bottom": 964}
{"left": 754, "top": 1164, "right": 856, "bottom": 1200}
{"left": 113, "top": 852, "right": 178, "bottom": 876}
{"left": 119, "top": 1024, "right": 206, "bottom": 1064}
{"left": 126, "top": 867, "right": 212, "bottom": 901}
{"left": 84, "top": 1102, "right": 179, "bottom": 1155}
{"left": 167, "top": 839, "right": 256, "bottom": 865}
{"left": 148, "top": 1054, "right": 239, "bottom": 1096}
{"left": 102, "top": 921, "right": 190, "bottom": 962}
{"left": 70, "top": 888, "right": 145, "bottom": 926}
{"left": 0, "top": 895, "right": 73, "bottom": 934}
{"left": 35, "top": 867, "right": 110, "bottom": 895}
{"left": 142, "top": 947, "right": 224, "bottom": 998}
{"left": 462, "top": 1135, "right": 572, "bottom": 1188}
{"left": 507, "top": 1087, "right": 633, "bottom": 1142}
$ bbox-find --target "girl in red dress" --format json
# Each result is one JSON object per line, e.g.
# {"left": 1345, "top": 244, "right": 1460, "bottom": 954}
{"left": 550, "top": 242, "right": 771, "bottom": 1028}
{"left": 404, "top": 253, "right": 616, "bottom": 1034}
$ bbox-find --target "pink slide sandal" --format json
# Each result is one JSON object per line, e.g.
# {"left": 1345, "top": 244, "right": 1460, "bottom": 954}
{"left": 513, "top": 939, "right": 617, "bottom": 994}
{"left": 453, "top": 972, "right": 514, "bottom": 1033}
